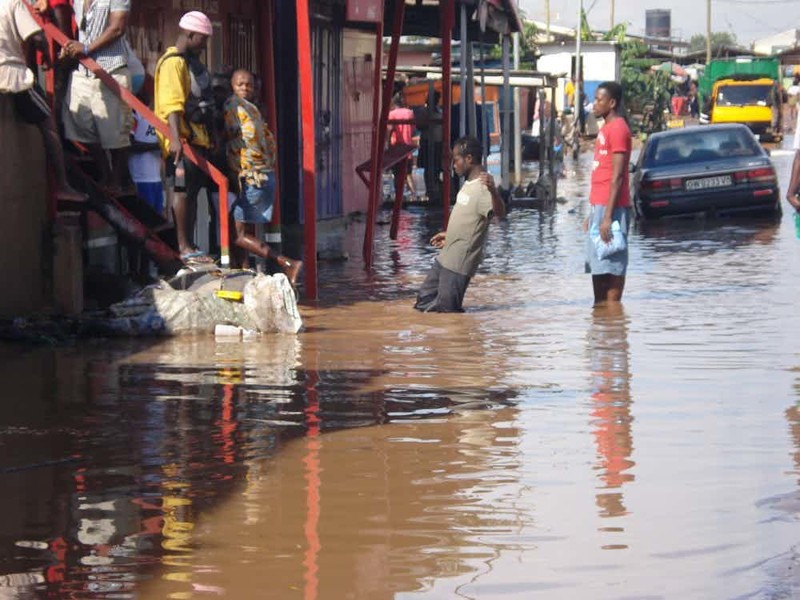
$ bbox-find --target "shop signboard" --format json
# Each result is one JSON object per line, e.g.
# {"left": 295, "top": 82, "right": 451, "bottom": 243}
{"left": 346, "top": 0, "right": 383, "bottom": 23}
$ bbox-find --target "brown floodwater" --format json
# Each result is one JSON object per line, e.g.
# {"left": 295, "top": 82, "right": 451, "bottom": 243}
{"left": 1, "top": 142, "right": 800, "bottom": 599}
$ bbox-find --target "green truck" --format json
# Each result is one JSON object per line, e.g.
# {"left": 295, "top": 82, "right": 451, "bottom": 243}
{"left": 699, "top": 57, "right": 783, "bottom": 140}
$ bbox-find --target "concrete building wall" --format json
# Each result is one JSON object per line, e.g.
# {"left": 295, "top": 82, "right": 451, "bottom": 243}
{"left": 341, "top": 29, "right": 377, "bottom": 216}
{"left": 753, "top": 29, "right": 799, "bottom": 56}
{"left": 537, "top": 43, "right": 621, "bottom": 111}
{"left": 0, "top": 95, "right": 49, "bottom": 317}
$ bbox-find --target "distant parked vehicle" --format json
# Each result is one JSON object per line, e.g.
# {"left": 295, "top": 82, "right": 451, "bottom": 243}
{"left": 631, "top": 124, "right": 781, "bottom": 220}
{"left": 698, "top": 57, "right": 783, "bottom": 141}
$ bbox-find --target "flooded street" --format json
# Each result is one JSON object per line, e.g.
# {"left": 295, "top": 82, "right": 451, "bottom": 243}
{"left": 2, "top": 142, "right": 800, "bottom": 599}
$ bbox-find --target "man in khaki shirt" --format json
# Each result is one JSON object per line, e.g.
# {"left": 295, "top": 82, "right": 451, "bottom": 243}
{"left": 415, "top": 136, "right": 505, "bottom": 312}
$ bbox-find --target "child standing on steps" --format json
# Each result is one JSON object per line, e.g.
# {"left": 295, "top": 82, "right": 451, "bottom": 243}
{"left": 223, "top": 69, "right": 302, "bottom": 285}
{"left": 129, "top": 87, "right": 165, "bottom": 215}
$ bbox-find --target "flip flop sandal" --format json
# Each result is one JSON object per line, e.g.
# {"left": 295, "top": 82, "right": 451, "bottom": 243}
{"left": 180, "top": 250, "right": 216, "bottom": 264}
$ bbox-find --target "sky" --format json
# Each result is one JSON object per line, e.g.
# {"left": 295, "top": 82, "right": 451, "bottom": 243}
{"left": 518, "top": 0, "right": 793, "bottom": 46}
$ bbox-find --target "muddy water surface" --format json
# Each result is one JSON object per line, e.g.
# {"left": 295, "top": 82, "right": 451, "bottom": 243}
{"left": 1, "top": 145, "right": 800, "bottom": 599}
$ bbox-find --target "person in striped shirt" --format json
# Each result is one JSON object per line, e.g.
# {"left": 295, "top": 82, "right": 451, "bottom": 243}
{"left": 59, "top": 0, "right": 131, "bottom": 194}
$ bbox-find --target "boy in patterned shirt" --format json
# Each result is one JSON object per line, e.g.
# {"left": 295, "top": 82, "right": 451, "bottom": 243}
{"left": 223, "top": 69, "right": 302, "bottom": 285}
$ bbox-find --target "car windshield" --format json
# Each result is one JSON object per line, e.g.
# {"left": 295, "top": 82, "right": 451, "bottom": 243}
{"left": 716, "top": 84, "right": 773, "bottom": 107}
{"left": 644, "top": 129, "right": 761, "bottom": 167}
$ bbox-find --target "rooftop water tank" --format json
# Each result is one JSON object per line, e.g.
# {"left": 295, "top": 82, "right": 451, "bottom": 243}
{"left": 645, "top": 9, "right": 671, "bottom": 39}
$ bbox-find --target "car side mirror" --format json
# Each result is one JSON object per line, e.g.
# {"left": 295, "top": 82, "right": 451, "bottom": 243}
{"left": 629, "top": 162, "right": 638, "bottom": 173}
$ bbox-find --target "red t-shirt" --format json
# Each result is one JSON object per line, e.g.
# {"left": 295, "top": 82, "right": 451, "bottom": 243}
{"left": 49, "top": 0, "right": 71, "bottom": 7}
{"left": 590, "top": 116, "right": 632, "bottom": 207}
{"left": 388, "top": 107, "right": 414, "bottom": 145}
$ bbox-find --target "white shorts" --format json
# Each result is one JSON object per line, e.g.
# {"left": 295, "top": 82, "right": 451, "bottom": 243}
{"left": 63, "top": 67, "right": 131, "bottom": 150}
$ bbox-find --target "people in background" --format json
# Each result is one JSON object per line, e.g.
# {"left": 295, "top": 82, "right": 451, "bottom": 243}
{"left": 414, "top": 136, "right": 505, "bottom": 313}
{"left": 416, "top": 89, "right": 443, "bottom": 202}
{"left": 786, "top": 115, "right": 800, "bottom": 212}
{"left": 388, "top": 92, "right": 417, "bottom": 198}
{"left": 1, "top": 0, "right": 85, "bottom": 202}
{"left": 786, "top": 74, "right": 799, "bottom": 132}
{"left": 687, "top": 80, "right": 699, "bottom": 118}
{"left": 223, "top": 68, "right": 302, "bottom": 285}
{"left": 129, "top": 84, "right": 164, "bottom": 215}
{"left": 154, "top": 11, "right": 214, "bottom": 265}
{"left": 565, "top": 76, "right": 576, "bottom": 109}
{"left": 59, "top": 0, "right": 132, "bottom": 194}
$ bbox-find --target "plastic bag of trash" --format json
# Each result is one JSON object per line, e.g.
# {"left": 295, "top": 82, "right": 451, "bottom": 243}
{"left": 109, "top": 272, "right": 302, "bottom": 335}
{"left": 243, "top": 273, "right": 302, "bottom": 334}
{"left": 150, "top": 284, "right": 258, "bottom": 334}
{"left": 590, "top": 220, "right": 626, "bottom": 260}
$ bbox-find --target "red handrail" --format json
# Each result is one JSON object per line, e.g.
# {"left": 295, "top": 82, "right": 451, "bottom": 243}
{"left": 30, "top": 9, "right": 231, "bottom": 268}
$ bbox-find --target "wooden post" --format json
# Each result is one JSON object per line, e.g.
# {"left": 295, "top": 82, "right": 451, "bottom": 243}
{"left": 296, "top": 0, "right": 318, "bottom": 298}
{"left": 364, "top": 0, "right": 405, "bottom": 269}
{"left": 363, "top": 23, "right": 383, "bottom": 269}
{"left": 440, "top": 0, "right": 455, "bottom": 228}
{"left": 261, "top": 0, "right": 281, "bottom": 230}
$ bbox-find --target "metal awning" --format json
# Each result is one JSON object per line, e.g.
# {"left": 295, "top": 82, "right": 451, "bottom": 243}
{"left": 389, "top": 65, "right": 562, "bottom": 88}
{"left": 388, "top": 0, "right": 522, "bottom": 40}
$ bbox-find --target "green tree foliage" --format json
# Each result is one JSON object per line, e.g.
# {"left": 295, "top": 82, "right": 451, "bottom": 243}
{"left": 602, "top": 25, "right": 672, "bottom": 133}
{"left": 579, "top": 9, "right": 594, "bottom": 41}
{"left": 689, "top": 32, "right": 738, "bottom": 52}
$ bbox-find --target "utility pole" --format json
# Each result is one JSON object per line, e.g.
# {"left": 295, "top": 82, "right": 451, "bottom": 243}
{"left": 575, "top": 0, "right": 582, "bottom": 86}
{"left": 545, "top": 0, "right": 550, "bottom": 40}
{"left": 706, "top": 0, "right": 712, "bottom": 64}
{"left": 610, "top": 0, "right": 614, "bottom": 30}
{"left": 574, "top": 0, "right": 583, "bottom": 160}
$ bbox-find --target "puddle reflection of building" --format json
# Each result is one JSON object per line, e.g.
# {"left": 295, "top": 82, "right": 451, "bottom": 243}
{"left": 138, "top": 308, "right": 524, "bottom": 599}
{"left": 0, "top": 336, "right": 304, "bottom": 598}
{"left": 587, "top": 304, "right": 635, "bottom": 524}
{"left": 138, "top": 401, "right": 522, "bottom": 599}
{"left": 131, "top": 335, "right": 303, "bottom": 597}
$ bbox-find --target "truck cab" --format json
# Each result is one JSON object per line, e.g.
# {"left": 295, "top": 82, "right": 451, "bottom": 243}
{"left": 708, "top": 76, "right": 782, "bottom": 141}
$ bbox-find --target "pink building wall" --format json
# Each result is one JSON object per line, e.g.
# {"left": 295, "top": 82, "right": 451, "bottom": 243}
{"left": 341, "top": 29, "right": 378, "bottom": 216}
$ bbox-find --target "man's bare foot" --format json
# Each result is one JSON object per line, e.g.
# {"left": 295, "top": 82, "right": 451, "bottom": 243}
{"left": 56, "top": 187, "right": 88, "bottom": 202}
{"left": 280, "top": 258, "right": 303, "bottom": 286}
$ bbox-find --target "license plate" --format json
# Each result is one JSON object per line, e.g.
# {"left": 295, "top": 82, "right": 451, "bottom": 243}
{"left": 685, "top": 175, "right": 732, "bottom": 191}
{"left": 666, "top": 118, "right": 685, "bottom": 129}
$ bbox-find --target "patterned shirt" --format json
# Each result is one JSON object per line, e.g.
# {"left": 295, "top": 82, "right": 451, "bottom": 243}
{"left": 224, "top": 94, "right": 276, "bottom": 186}
{"left": 73, "top": 0, "right": 129, "bottom": 75}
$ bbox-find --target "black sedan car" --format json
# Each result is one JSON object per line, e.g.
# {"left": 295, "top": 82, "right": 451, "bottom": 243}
{"left": 631, "top": 124, "right": 781, "bottom": 220}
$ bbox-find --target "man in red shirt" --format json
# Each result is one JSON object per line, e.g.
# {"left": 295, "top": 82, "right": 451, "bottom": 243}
{"left": 585, "top": 81, "right": 632, "bottom": 304}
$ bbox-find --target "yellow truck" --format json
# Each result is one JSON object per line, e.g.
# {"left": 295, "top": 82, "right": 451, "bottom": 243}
{"left": 703, "top": 68, "right": 783, "bottom": 141}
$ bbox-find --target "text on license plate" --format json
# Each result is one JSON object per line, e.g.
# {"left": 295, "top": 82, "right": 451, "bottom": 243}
{"left": 685, "top": 175, "right": 732, "bottom": 191}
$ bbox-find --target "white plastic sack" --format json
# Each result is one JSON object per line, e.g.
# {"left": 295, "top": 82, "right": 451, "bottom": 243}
{"left": 590, "top": 220, "right": 626, "bottom": 260}
{"left": 111, "top": 272, "right": 302, "bottom": 335}
{"left": 243, "top": 273, "right": 302, "bottom": 334}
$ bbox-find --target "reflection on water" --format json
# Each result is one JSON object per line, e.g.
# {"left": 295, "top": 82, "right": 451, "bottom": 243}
{"left": 588, "top": 305, "right": 633, "bottom": 523}
{"left": 140, "top": 406, "right": 523, "bottom": 599}
{"left": 1, "top": 146, "right": 800, "bottom": 598}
